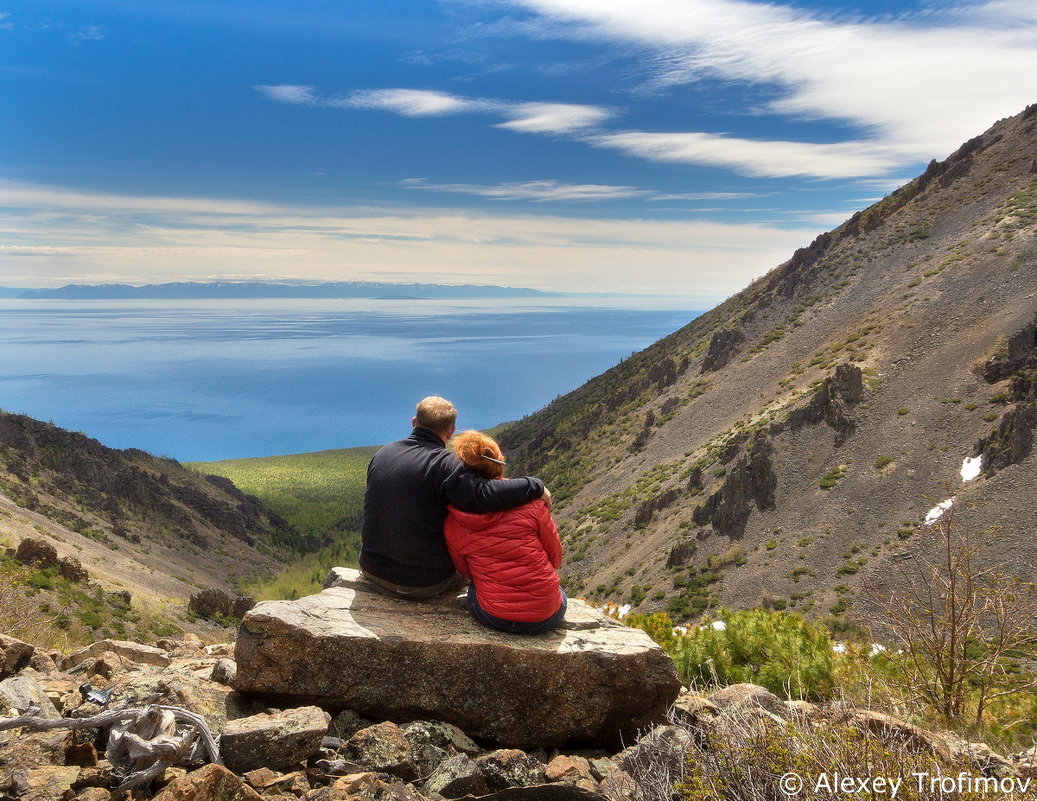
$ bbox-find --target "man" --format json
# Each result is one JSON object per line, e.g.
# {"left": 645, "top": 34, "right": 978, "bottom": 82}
{"left": 359, "top": 396, "right": 551, "bottom": 598}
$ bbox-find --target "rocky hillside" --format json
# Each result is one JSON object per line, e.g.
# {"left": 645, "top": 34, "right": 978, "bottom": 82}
{"left": 499, "top": 104, "right": 1037, "bottom": 622}
{"left": 0, "top": 410, "right": 298, "bottom": 605}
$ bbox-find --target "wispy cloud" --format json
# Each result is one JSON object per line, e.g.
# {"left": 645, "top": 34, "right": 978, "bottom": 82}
{"left": 0, "top": 13, "right": 14, "bottom": 32}
{"left": 485, "top": 0, "right": 1037, "bottom": 171}
{"left": 589, "top": 131, "right": 902, "bottom": 179}
{"left": 338, "top": 88, "right": 476, "bottom": 116}
{"left": 495, "top": 102, "right": 611, "bottom": 133}
{"left": 255, "top": 85, "right": 612, "bottom": 135}
{"left": 400, "top": 177, "right": 759, "bottom": 203}
{"left": 401, "top": 178, "right": 649, "bottom": 202}
{"left": 0, "top": 181, "right": 820, "bottom": 299}
{"left": 70, "top": 25, "right": 105, "bottom": 43}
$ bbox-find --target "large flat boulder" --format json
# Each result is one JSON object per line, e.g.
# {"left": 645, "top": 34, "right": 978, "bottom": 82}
{"left": 233, "top": 569, "right": 679, "bottom": 749}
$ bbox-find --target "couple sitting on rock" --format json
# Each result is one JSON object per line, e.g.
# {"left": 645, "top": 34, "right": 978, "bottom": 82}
{"left": 358, "top": 396, "right": 566, "bottom": 634}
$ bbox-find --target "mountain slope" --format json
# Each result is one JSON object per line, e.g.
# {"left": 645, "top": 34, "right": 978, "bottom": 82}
{"left": 0, "top": 410, "right": 298, "bottom": 604}
{"left": 498, "top": 104, "right": 1037, "bottom": 622}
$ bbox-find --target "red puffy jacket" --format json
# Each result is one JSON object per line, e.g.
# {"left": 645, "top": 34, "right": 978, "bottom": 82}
{"left": 444, "top": 499, "right": 562, "bottom": 622}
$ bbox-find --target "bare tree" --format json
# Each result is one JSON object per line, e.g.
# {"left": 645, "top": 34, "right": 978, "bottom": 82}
{"left": 863, "top": 510, "right": 1037, "bottom": 727}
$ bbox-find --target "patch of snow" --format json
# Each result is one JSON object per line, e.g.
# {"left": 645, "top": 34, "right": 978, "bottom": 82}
{"left": 616, "top": 604, "right": 632, "bottom": 619}
{"left": 712, "top": 620, "right": 727, "bottom": 631}
{"left": 924, "top": 498, "right": 954, "bottom": 525}
{"left": 870, "top": 643, "right": 887, "bottom": 657}
{"left": 961, "top": 455, "right": 982, "bottom": 482}
{"left": 832, "top": 642, "right": 847, "bottom": 654}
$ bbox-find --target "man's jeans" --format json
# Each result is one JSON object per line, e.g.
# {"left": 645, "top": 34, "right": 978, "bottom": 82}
{"left": 360, "top": 569, "right": 467, "bottom": 599}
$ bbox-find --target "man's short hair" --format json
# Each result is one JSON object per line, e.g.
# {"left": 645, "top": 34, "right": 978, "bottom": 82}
{"left": 415, "top": 396, "right": 458, "bottom": 434}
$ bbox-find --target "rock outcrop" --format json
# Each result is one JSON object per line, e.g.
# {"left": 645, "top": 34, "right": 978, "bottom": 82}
{"left": 233, "top": 569, "right": 681, "bottom": 749}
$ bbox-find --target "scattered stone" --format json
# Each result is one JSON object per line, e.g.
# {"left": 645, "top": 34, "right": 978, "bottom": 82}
{"left": 221, "top": 706, "right": 330, "bottom": 774}
{"left": 614, "top": 726, "right": 694, "bottom": 784}
{"left": 151, "top": 763, "right": 264, "bottom": 800}
{"left": 423, "top": 753, "right": 487, "bottom": 799}
{"left": 669, "top": 690, "right": 720, "bottom": 727}
{"left": 210, "top": 659, "right": 236, "bottom": 687}
{"left": 401, "top": 720, "right": 482, "bottom": 756}
{"left": 475, "top": 749, "right": 547, "bottom": 791}
{"left": 0, "top": 634, "right": 34, "bottom": 677}
{"left": 11, "top": 765, "right": 81, "bottom": 801}
{"left": 0, "top": 675, "right": 61, "bottom": 719}
{"left": 587, "top": 758, "right": 620, "bottom": 782}
{"left": 14, "top": 538, "right": 60, "bottom": 569}
{"left": 63, "top": 641, "right": 171, "bottom": 672}
{"left": 234, "top": 570, "right": 680, "bottom": 748}
{"left": 833, "top": 709, "right": 952, "bottom": 761}
{"left": 545, "top": 755, "right": 596, "bottom": 790}
{"left": 188, "top": 589, "right": 255, "bottom": 622}
{"left": 455, "top": 785, "right": 606, "bottom": 800}
{"left": 73, "top": 788, "right": 112, "bottom": 801}
{"left": 27, "top": 650, "right": 59, "bottom": 675}
{"left": 341, "top": 722, "right": 417, "bottom": 781}
{"left": 205, "top": 644, "right": 235, "bottom": 658}
{"left": 327, "top": 709, "right": 373, "bottom": 741}
{"left": 597, "top": 770, "right": 643, "bottom": 801}
{"left": 707, "top": 683, "right": 789, "bottom": 720}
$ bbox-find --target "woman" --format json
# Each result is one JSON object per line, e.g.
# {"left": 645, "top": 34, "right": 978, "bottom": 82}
{"left": 444, "top": 430, "right": 566, "bottom": 634}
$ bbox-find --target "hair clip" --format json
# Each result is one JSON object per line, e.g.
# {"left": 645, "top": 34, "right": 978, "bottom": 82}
{"left": 481, "top": 454, "right": 507, "bottom": 465}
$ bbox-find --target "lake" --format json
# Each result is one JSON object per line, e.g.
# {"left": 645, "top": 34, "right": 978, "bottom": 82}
{"left": 0, "top": 297, "right": 701, "bottom": 461}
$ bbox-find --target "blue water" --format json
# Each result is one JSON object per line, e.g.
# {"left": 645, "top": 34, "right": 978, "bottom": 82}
{"left": 0, "top": 298, "right": 700, "bottom": 461}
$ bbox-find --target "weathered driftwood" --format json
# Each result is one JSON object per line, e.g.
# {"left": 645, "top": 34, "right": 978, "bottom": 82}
{"left": 0, "top": 704, "right": 222, "bottom": 789}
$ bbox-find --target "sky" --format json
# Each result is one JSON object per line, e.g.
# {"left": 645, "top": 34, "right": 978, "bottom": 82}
{"left": 3, "top": 0, "right": 1037, "bottom": 301}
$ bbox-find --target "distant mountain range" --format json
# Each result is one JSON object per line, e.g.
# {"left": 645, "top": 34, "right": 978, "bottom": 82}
{"left": 4, "top": 281, "right": 601, "bottom": 300}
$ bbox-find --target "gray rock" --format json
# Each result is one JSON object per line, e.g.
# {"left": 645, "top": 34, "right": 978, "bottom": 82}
{"left": 210, "top": 657, "right": 237, "bottom": 686}
{"left": 707, "top": 683, "right": 789, "bottom": 719}
{"left": 0, "top": 676, "right": 61, "bottom": 719}
{"left": 424, "top": 753, "right": 488, "bottom": 799}
{"left": 475, "top": 749, "right": 547, "bottom": 791}
{"left": 615, "top": 725, "right": 694, "bottom": 785}
{"left": 402, "top": 720, "right": 482, "bottom": 756}
{"left": 598, "top": 770, "right": 644, "bottom": 801}
{"left": 220, "top": 705, "right": 330, "bottom": 774}
{"left": 0, "top": 634, "right": 34, "bottom": 678}
{"left": 328, "top": 708, "right": 374, "bottom": 740}
{"left": 342, "top": 721, "right": 418, "bottom": 780}
{"left": 62, "top": 639, "right": 170, "bottom": 671}
{"left": 234, "top": 569, "right": 680, "bottom": 749}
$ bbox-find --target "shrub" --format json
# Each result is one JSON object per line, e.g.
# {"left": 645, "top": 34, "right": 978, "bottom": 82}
{"left": 627, "top": 608, "right": 836, "bottom": 701}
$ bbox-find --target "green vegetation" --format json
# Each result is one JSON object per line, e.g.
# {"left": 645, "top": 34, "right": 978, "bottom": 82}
{"left": 192, "top": 446, "right": 376, "bottom": 600}
{"left": 625, "top": 608, "right": 836, "bottom": 700}
{"left": 0, "top": 553, "right": 185, "bottom": 649}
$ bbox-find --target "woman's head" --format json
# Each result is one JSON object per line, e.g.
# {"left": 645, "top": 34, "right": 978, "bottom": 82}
{"left": 453, "top": 430, "right": 506, "bottom": 479}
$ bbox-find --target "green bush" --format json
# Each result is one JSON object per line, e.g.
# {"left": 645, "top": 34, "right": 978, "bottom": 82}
{"left": 626, "top": 608, "right": 836, "bottom": 700}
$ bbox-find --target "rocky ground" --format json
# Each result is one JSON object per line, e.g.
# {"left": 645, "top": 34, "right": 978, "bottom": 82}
{"left": 4, "top": 628, "right": 1037, "bottom": 801}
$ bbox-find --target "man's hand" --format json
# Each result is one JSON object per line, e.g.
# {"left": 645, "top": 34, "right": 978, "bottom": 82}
{"left": 541, "top": 486, "right": 553, "bottom": 510}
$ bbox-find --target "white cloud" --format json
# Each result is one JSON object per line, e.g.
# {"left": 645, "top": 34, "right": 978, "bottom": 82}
{"left": 590, "top": 131, "right": 902, "bottom": 179}
{"left": 401, "top": 177, "right": 649, "bottom": 201}
{"left": 495, "top": 102, "right": 612, "bottom": 133}
{"left": 339, "top": 88, "right": 477, "bottom": 116}
{"left": 254, "top": 84, "right": 318, "bottom": 105}
{"left": 71, "top": 25, "right": 105, "bottom": 43}
{"left": 0, "top": 12, "right": 13, "bottom": 32}
{"left": 255, "top": 85, "right": 611, "bottom": 134}
{"left": 0, "top": 181, "right": 820, "bottom": 299}
{"left": 496, "top": 0, "right": 1037, "bottom": 164}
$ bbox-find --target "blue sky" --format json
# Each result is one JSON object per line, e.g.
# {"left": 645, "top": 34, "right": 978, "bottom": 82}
{"left": 3, "top": 0, "right": 1037, "bottom": 300}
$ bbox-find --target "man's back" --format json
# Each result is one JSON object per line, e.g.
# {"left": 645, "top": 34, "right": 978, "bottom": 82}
{"left": 359, "top": 425, "right": 546, "bottom": 590}
{"left": 359, "top": 427, "right": 460, "bottom": 587}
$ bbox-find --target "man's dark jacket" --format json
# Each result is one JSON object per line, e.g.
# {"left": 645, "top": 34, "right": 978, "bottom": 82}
{"left": 359, "top": 427, "right": 545, "bottom": 588}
